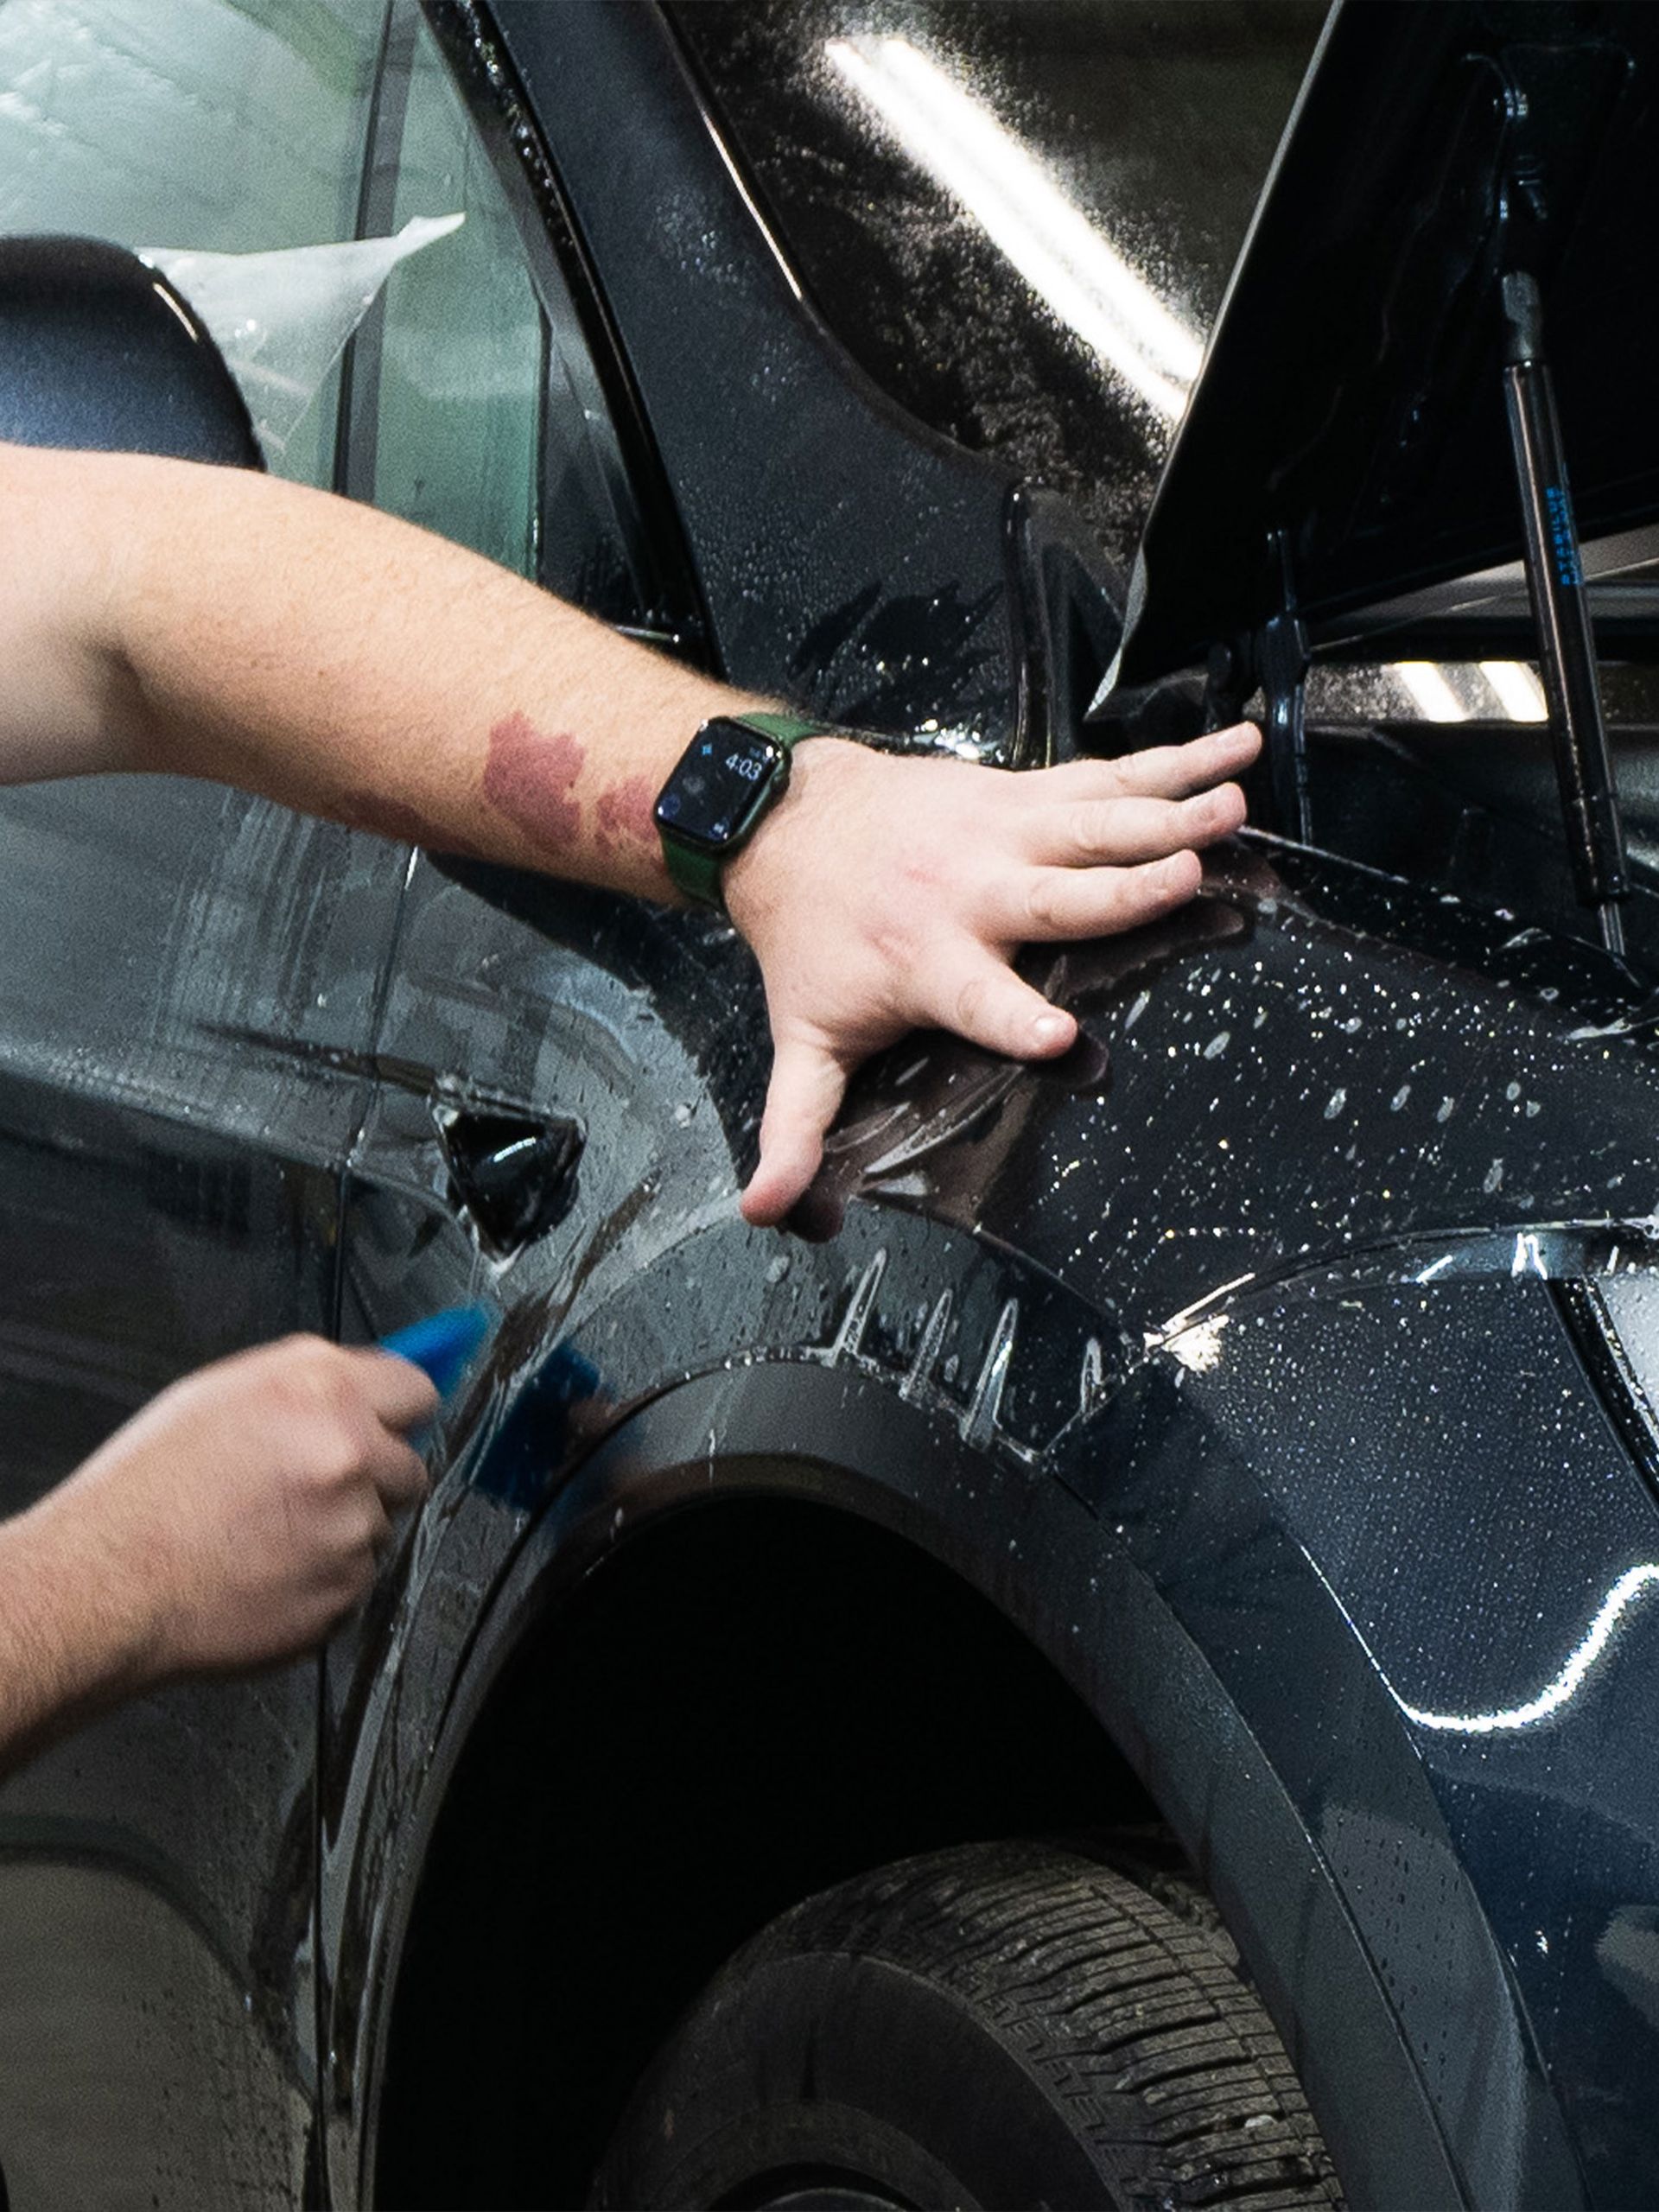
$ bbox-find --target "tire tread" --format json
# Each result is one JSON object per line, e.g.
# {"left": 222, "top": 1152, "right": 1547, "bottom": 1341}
{"left": 743, "top": 1841, "right": 1344, "bottom": 2212}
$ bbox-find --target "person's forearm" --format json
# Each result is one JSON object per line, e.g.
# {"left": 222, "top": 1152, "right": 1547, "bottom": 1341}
{"left": 0, "top": 442, "right": 769, "bottom": 903}
{"left": 0, "top": 1494, "right": 150, "bottom": 1770}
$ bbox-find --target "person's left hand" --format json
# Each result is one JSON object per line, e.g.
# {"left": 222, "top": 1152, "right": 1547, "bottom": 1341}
{"left": 724, "top": 721, "right": 1261, "bottom": 1226}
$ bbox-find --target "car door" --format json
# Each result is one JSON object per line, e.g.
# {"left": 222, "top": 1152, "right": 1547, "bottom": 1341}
{"left": 0, "top": 4, "right": 403, "bottom": 2206}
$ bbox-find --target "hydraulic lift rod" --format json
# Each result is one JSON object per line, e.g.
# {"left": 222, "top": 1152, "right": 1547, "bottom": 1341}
{"left": 1501, "top": 269, "right": 1629, "bottom": 958}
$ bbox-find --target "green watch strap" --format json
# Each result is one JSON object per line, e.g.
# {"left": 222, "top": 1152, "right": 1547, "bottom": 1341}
{"left": 660, "top": 710, "right": 840, "bottom": 908}
{"left": 732, "top": 710, "right": 839, "bottom": 747}
{"left": 662, "top": 835, "right": 723, "bottom": 908}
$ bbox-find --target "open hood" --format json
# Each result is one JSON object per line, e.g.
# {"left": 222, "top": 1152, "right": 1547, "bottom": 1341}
{"left": 1110, "top": 0, "right": 1659, "bottom": 691}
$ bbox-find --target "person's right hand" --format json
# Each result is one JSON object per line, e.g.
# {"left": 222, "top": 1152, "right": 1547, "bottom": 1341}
{"left": 37, "top": 1335, "right": 437, "bottom": 1684}
{"left": 727, "top": 721, "right": 1261, "bottom": 1224}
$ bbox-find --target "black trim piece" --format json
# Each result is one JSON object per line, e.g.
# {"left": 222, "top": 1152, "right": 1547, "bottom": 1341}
{"left": 1552, "top": 1278, "right": 1659, "bottom": 1513}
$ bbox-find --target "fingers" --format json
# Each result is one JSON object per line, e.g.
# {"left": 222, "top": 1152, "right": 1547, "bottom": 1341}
{"left": 1030, "top": 782, "right": 1245, "bottom": 867}
{"left": 926, "top": 953, "right": 1078, "bottom": 1061}
{"left": 1011, "top": 849, "right": 1204, "bottom": 942}
{"left": 1040, "top": 721, "right": 1260, "bottom": 801}
{"left": 330, "top": 1351, "right": 433, "bottom": 1515}
{"left": 344, "top": 1345, "right": 441, "bottom": 1433}
{"left": 743, "top": 1033, "right": 855, "bottom": 1227}
{"left": 366, "top": 1433, "right": 430, "bottom": 1514}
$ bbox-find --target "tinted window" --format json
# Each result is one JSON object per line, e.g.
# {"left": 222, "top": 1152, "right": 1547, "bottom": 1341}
{"left": 671, "top": 0, "right": 1323, "bottom": 580}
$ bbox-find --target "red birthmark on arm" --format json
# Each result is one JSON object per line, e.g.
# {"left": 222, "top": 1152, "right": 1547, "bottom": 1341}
{"left": 334, "top": 787, "right": 485, "bottom": 860}
{"left": 594, "top": 773, "right": 658, "bottom": 855}
{"left": 482, "top": 711, "right": 584, "bottom": 854}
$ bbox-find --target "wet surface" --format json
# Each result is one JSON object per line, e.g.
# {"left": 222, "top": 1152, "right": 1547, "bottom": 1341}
{"left": 320, "top": 798, "right": 1659, "bottom": 2207}
{"left": 668, "top": 0, "right": 1324, "bottom": 580}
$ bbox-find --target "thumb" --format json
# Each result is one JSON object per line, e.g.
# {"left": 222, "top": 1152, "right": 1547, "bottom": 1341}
{"left": 742, "top": 1033, "right": 853, "bottom": 1228}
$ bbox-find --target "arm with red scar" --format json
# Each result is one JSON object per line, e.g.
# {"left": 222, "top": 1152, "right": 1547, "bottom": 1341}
{"left": 0, "top": 441, "right": 1258, "bottom": 1224}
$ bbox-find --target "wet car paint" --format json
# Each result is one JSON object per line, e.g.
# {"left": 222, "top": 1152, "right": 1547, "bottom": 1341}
{"left": 4, "top": 3, "right": 1659, "bottom": 2209}
{"left": 323, "top": 817, "right": 1659, "bottom": 2209}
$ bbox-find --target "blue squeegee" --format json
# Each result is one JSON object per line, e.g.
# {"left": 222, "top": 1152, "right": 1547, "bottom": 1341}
{"left": 378, "top": 1302, "right": 493, "bottom": 1402}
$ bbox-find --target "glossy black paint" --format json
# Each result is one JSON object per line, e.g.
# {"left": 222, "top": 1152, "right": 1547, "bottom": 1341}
{"left": 7, "top": 6, "right": 1659, "bottom": 2212}
{"left": 490, "top": 0, "right": 1031, "bottom": 751}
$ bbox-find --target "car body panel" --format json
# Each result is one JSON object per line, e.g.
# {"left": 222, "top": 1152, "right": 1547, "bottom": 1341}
{"left": 320, "top": 818, "right": 1659, "bottom": 2207}
{"left": 491, "top": 0, "right": 1030, "bottom": 752}
{"left": 304, "top": 12, "right": 1659, "bottom": 2207}
{"left": 1118, "top": 0, "right": 1659, "bottom": 682}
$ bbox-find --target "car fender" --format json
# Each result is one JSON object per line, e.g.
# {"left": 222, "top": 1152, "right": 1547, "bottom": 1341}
{"left": 328, "top": 1220, "right": 1520, "bottom": 2212}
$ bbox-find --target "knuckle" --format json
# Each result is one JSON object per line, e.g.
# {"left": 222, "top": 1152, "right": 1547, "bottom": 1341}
{"left": 1066, "top": 804, "right": 1105, "bottom": 862}
{"left": 953, "top": 973, "right": 988, "bottom": 1031}
{"left": 310, "top": 1414, "right": 374, "bottom": 1489}
{"left": 1024, "top": 873, "right": 1066, "bottom": 934}
{"left": 267, "top": 1337, "right": 347, "bottom": 1418}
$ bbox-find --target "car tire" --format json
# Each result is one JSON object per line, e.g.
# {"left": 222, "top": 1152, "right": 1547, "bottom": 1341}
{"left": 592, "top": 1839, "right": 1344, "bottom": 2211}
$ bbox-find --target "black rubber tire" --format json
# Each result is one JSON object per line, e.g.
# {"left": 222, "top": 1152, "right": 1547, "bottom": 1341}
{"left": 593, "top": 1840, "right": 1344, "bottom": 2211}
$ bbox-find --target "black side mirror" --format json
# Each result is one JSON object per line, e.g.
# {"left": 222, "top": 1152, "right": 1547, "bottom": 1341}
{"left": 0, "top": 233, "right": 261, "bottom": 469}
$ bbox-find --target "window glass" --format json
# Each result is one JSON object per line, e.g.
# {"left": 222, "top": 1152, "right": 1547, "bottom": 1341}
{"left": 363, "top": 8, "right": 660, "bottom": 620}
{"left": 371, "top": 16, "right": 546, "bottom": 576}
{"left": 0, "top": 0, "right": 384, "bottom": 488}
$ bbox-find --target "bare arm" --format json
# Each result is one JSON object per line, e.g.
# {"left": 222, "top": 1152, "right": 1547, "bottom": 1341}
{"left": 0, "top": 440, "right": 1259, "bottom": 1221}
{"left": 0, "top": 439, "right": 753, "bottom": 900}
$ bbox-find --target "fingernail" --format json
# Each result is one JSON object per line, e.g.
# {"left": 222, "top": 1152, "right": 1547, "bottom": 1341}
{"left": 1033, "top": 1011, "right": 1071, "bottom": 1046}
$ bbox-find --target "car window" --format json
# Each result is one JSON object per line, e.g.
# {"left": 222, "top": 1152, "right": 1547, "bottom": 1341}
{"left": 0, "top": 0, "right": 385, "bottom": 490}
{"left": 368, "top": 14, "right": 545, "bottom": 576}
{"left": 344, "top": 3, "right": 665, "bottom": 621}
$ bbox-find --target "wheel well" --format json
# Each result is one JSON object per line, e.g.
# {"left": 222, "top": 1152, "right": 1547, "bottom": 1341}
{"left": 374, "top": 1492, "right": 1162, "bottom": 2209}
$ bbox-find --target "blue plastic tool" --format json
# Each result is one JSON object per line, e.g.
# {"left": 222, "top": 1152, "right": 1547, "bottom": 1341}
{"left": 379, "top": 1303, "right": 493, "bottom": 1402}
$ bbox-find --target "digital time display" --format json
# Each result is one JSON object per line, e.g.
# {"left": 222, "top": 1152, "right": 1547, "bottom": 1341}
{"left": 654, "top": 721, "right": 787, "bottom": 849}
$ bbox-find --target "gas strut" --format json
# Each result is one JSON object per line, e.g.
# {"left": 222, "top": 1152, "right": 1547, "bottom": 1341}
{"left": 1500, "top": 268, "right": 1629, "bottom": 957}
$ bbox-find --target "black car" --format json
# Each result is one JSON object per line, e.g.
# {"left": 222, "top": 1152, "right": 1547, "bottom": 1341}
{"left": 3, "top": 2, "right": 1659, "bottom": 2207}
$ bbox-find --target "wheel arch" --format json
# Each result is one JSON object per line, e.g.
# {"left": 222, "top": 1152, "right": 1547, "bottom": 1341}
{"left": 355, "top": 1355, "right": 1467, "bottom": 2209}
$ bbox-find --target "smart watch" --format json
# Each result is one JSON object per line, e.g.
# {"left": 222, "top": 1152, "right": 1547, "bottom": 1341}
{"left": 654, "top": 709, "right": 840, "bottom": 907}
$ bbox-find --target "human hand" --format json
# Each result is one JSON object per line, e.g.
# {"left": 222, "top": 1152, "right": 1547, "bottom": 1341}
{"left": 37, "top": 1335, "right": 438, "bottom": 1685}
{"left": 724, "top": 721, "right": 1261, "bottom": 1226}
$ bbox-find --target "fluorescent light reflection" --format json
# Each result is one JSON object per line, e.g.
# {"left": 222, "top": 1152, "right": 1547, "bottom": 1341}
{"left": 1479, "top": 659, "right": 1548, "bottom": 721}
{"left": 1392, "top": 661, "right": 1469, "bottom": 722}
{"left": 825, "top": 34, "right": 1199, "bottom": 419}
{"left": 1394, "top": 1561, "right": 1659, "bottom": 1735}
{"left": 1390, "top": 660, "right": 1550, "bottom": 723}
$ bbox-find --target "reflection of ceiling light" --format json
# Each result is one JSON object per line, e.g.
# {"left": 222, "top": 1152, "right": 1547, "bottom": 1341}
{"left": 1393, "top": 662, "right": 1468, "bottom": 721}
{"left": 825, "top": 34, "right": 1199, "bottom": 419}
{"left": 1479, "top": 660, "right": 1548, "bottom": 721}
{"left": 1395, "top": 1560, "right": 1659, "bottom": 1734}
{"left": 1391, "top": 661, "right": 1549, "bottom": 723}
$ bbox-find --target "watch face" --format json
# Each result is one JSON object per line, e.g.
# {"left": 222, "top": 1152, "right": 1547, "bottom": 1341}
{"left": 654, "top": 720, "right": 785, "bottom": 850}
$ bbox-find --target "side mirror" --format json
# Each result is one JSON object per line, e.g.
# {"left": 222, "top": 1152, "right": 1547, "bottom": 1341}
{"left": 0, "top": 233, "right": 261, "bottom": 468}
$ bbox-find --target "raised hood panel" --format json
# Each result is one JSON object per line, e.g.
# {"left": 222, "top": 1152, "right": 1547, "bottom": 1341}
{"left": 1116, "top": 0, "right": 1659, "bottom": 686}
